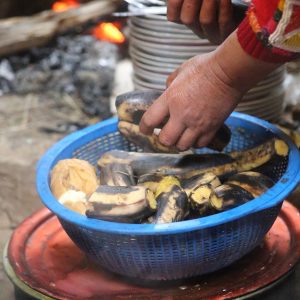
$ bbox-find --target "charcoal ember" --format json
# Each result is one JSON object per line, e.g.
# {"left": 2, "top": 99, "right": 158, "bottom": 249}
{"left": 0, "top": 34, "right": 118, "bottom": 119}
{"left": 46, "top": 51, "right": 62, "bottom": 70}
{"left": 9, "top": 54, "right": 31, "bottom": 71}
{"left": 75, "top": 69, "right": 113, "bottom": 118}
{"left": 15, "top": 67, "right": 50, "bottom": 93}
{"left": 73, "top": 40, "right": 118, "bottom": 117}
{"left": 47, "top": 69, "right": 76, "bottom": 94}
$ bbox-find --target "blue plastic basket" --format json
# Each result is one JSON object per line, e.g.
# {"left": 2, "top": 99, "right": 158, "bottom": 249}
{"left": 36, "top": 112, "right": 300, "bottom": 281}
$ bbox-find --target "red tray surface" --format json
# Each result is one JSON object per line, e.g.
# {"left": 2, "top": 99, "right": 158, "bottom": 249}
{"left": 7, "top": 201, "right": 300, "bottom": 300}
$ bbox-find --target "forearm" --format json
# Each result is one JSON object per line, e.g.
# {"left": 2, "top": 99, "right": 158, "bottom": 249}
{"left": 211, "top": 31, "right": 282, "bottom": 95}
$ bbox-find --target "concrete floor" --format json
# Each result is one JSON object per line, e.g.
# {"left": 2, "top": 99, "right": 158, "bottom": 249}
{"left": 0, "top": 93, "right": 83, "bottom": 299}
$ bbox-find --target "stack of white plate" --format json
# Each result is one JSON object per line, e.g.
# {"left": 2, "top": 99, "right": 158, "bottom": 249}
{"left": 128, "top": 2, "right": 286, "bottom": 121}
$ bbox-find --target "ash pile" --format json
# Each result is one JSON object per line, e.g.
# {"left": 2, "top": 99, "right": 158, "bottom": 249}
{"left": 0, "top": 34, "right": 119, "bottom": 119}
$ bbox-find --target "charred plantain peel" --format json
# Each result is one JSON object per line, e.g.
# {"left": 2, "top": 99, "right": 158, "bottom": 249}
{"left": 226, "top": 171, "right": 274, "bottom": 197}
{"left": 86, "top": 185, "right": 156, "bottom": 223}
{"left": 152, "top": 176, "right": 189, "bottom": 224}
{"left": 210, "top": 183, "right": 254, "bottom": 211}
{"left": 118, "top": 121, "right": 178, "bottom": 153}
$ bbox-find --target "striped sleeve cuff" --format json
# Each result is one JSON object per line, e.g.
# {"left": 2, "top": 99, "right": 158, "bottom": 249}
{"left": 237, "top": 16, "right": 298, "bottom": 63}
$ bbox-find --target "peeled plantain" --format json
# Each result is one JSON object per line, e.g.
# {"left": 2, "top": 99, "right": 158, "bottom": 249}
{"left": 58, "top": 190, "right": 87, "bottom": 215}
{"left": 116, "top": 90, "right": 231, "bottom": 152}
{"left": 50, "top": 159, "right": 99, "bottom": 199}
{"left": 86, "top": 185, "right": 156, "bottom": 223}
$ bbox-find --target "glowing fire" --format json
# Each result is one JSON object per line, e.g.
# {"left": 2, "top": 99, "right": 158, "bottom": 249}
{"left": 52, "top": 0, "right": 79, "bottom": 12}
{"left": 92, "top": 22, "right": 125, "bottom": 44}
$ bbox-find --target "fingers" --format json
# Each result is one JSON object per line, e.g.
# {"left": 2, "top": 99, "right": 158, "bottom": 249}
{"left": 139, "top": 95, "right": 169, "bottom": 135}
{"left": 218, "top": 0, "right": 234, "bottom": 41}
{"left": 158, "top": 118, "right": 186, "bottom": 147}
{"left": 180, "top": 0, "right": 202, "bottom": 26}
{"left": 199, "top": 0, "right": 219, "bottom": 44}
{"left": 167, "top": 0, "right": 184, "bottom": 23}
{"left": 195, "top": 131, "right": 216, "bottom": 148}
{"left": 176, "top": 128, "right": 200, "bottom": 151}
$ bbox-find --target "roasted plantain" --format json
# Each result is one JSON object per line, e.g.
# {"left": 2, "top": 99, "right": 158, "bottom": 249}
{"left": 152, "top": 176, "right": 189, "bottom": 224}
{"left": 210, "top": 183, "right": 254, "bottom": 211}
{"left": 116, "top": 90, "right": 231, "bottom": 151}
{"left": 137, "top": 173, "right": 166, "bottom": 193}
{"left": 118, "top": 121, "right": 178, "bottom": 153}
{"left": 98, "top": 138, "right": 289, "bottom": 182}
{"left": 182, "top": 173, "right": 221, "bottom": 215}
{"left": 226, "top": 171, "right": 274, "bottom": 197}
{"left": 86, "top": 185, "right": 156, "bottom": 223}
{"left": 100, "top": 163, "right": 135, "bottom": 187}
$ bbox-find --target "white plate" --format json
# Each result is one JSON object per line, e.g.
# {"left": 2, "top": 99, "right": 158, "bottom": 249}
{"left": 245, "top": 77, "right": 284, "bottom": 96}
{"left": 133, "top": 75, "right": 165, "bottom": 90}
{"left": 129, "top": 22, "right": 205, "bottom": 41}
{"left": 134, "top": 66, "right": 168, "bottom": 81}
{"left": 243, "top": 82, "right": 284, "bottom": 101}
{"left": 132, "top": 43, "right": 215, "bottom": 58}
{"left": 130, "top": 17, "right": 194, "bottom": 33}
{"left": 130, "top": 30, "right": 209, "bottom": 46}
{"left": 132, "top": 58, "right": 176, "bottom": 74}
{"left": 236, "top": 96, "right": 284, "bottom": 115}
{"left": 241, "top": 88, "right": 284, "bottom": 104}
{"left": 130, "top": 50, "right": 182, "bottom": 68}
{"left": 130, "top": 36, "right": 212, "bottom": 52}
{"left": 130, "top": 45, "right": 187, "bottom": 64}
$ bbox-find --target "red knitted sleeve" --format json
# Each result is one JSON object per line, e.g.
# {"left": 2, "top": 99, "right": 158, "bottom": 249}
{"left": 237, "top": 0, "right": 300, "bottom": 63}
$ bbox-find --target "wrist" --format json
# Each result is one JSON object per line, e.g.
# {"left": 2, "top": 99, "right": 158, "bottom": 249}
{"left": 212, "top": 31, "right": 281, "bottom": 94}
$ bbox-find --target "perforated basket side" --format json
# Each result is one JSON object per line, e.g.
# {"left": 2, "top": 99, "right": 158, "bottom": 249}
{"left": 59, "top": 204, "right": 281, "bottom": 280}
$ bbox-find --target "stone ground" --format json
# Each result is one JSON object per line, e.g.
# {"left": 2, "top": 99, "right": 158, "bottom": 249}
{"left": 0, "top": 93, "right": 91, "bottom": 299}
{"left": 0, "top": 60, "right": 134, "bottom": 299}
{"left": 0, "top": 61, "right": 299, "bottom": 299}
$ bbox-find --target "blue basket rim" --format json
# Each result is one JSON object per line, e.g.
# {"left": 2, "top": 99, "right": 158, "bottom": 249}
{"left": 36, "top": 112, "right": 300, "bottom": 235}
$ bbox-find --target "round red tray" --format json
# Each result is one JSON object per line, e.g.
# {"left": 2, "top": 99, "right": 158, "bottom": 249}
{"left": 6, "top": 201, "right": 300, "bottom": 300}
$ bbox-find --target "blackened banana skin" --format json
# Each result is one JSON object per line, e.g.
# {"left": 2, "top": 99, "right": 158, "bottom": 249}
{"left": 118, "top": 121, "right": 178, "bottom": 153}
{"left": 210, "top": 183, "right": 254, "bottom": 211}
{"left": 100, "top": 163, "right": 135, "bottom": 186}
{"left": 153, "top": 185, "right": 189, "bottom": 224}
{"left": 226, "top": 171, "right": 274, "bottom": 197}
{"left": 116, "top": 90, "right": 162, "bottom": 125}
{"left": 98, "top": 150, "right": 235, "bottom": 178}
{"left": 98, "top": 138, "right": 289, "bottom": 181}
{"left": 86, "top": 185, "right": 156, "bottom": 223}
{"left": 138, "top": 173, "right": 165, "bottom": 193}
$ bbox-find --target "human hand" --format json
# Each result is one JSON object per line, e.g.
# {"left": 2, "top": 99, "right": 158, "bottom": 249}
{"left": 167, "top": 0, "right": 235, "bottom": 44}
{"left": 139, "top": 52, "right": 242, "bottom": 151}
